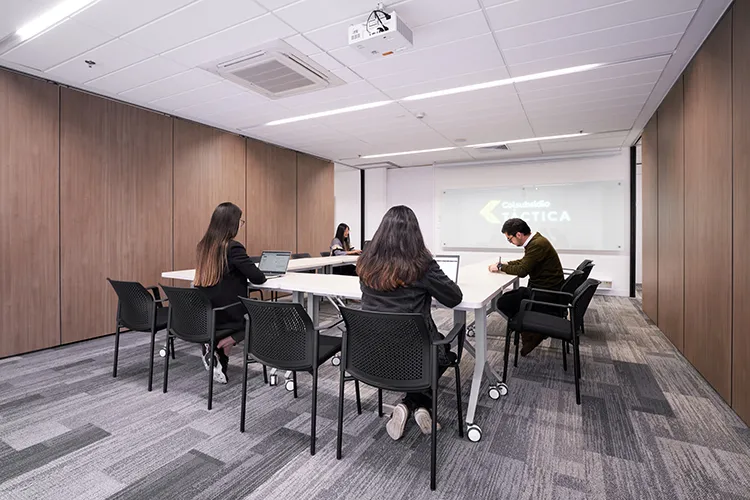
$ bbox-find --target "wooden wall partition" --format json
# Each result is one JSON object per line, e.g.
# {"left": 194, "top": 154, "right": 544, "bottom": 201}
{"left": 641, "top": 115, "right": 659, "bottom": 322}
{"left": 734, "top": 0, "right": 750, "bottom": 425}
{"left": 245, "top": 139, "right": 297, "bottom": 256}
{"left": 60, "top": 89, "right": 173, "bottom": 343}
{"left": 0, "top": 71, "right": 60, "bottom": 357}
{"left": 173, "top": 120, "right": 246, "bottom": 270}
{"left": 656, "top": 78, "right": 685, "bottom": 353}
{"left": 682, "top": 11, "right": 733, "bottom": 402}
{"left": 296, "top": 153, "right": 334, "bottom": 256}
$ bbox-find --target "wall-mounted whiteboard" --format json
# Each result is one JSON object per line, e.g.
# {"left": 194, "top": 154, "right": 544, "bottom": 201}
{"left": 439, "top": 180, "right": 627, "bottom": 252}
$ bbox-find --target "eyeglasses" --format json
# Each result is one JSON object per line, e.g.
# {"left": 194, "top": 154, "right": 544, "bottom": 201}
{"left": 506, "top": 234, "right": 514, "bottom": 243}
{"left": 240, "top": 219, "right": 246, "bottom": 227}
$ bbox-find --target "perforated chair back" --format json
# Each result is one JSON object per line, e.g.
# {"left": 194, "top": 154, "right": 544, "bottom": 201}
{"left": 160, "top": 285, "right": 213, "bottom": 343}
{"left": 107, "top": 279, "right": 155, "bottom": 331}
{"left": 339, "top": 307, "right": 433, "bottom": 392}
{"left": 561, "top": 270, "right": 586, "bottom": 296}
{"left": 239, "top": 298, "right": 314, "bottom": 371}
{"left": 292, "top": 253, "right": 311, "bottom": 259}
{"left": 572, "top": 279, "right": 600, "bottom": 330}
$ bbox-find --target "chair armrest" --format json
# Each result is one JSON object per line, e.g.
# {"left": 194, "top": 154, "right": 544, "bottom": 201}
{"left": 154, "top": 298, "right": 168, "bottom": 304}
{"left": 520, "top": 299, "right": 571, "bottom": 312}
{"left": 530, "top": 288, "right": 573, "bottom": 299}
{"left": 433, "top": 323, "right": 465, "bottom": 346}
{"left": 213, "top": 301, "right": 242, "bottom": 312}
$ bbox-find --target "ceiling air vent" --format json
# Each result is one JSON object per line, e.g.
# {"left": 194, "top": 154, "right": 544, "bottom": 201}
{"left": 475, "top": 144, "right": 510, "bottom": 152}
{"left": 202, "top": 41, "right": 344, "bottom": 99}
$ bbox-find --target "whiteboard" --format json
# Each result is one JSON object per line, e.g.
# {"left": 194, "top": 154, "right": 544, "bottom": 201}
{"left": 439, "top": 180, "right": 627, "bottom": 251}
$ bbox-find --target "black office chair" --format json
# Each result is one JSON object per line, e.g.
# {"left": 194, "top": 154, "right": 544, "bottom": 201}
{"left": 502, "top": 279, "right": 600, "bottom": 405}
{"left": 292, "top": 252, "right": 311, "bottom": 259}
{"left": 336, "top": 307, "right": 466, "bottom": 491}
{"left": 238, "top": 298, "right": 359, "bottom": 455}
{"left": 107, "top": 279, "right": 171, "bottom": 391}
{"left": 159, "top": 285, "right": 245, "bottom": 410}
{"left": 320, "top": 251, "right": 331, "bottom": 257}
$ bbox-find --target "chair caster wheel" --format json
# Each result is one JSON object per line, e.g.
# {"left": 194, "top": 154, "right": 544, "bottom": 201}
{"left": 488, "top": 383, "right": 508, "bottom": 400}
{"left": 285, "top": 379, "right": 295, "bottom": 392}
{"left": 331, "top": 355, "right": 341, "bottom": 366}
{"left": 269, "top": 374, "right": 278, "bottom": 386}
{"left": 467, "top": 326, "right": 476, "bottom": 338}
{"left": 466, "top": 424, "right": 482, "bottom": 442}
{"left": 159, "top": 347, "right": 167, "bottom": 358}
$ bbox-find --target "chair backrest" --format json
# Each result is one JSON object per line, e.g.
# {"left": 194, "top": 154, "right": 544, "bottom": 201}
{"left": 292, "top": 252, "right": 311, "bottom": 259}
{"left": 571, "top": 279, "right": 601, "bottom": 330}
{"left": 320, "top": 251, "right": 331, "bottom": 257}
{"left": 339, "top": 307, "right": 433, "bottom": 392}
{"left": 239, "top": 297, "right": 314, "bottom": 371}
{"left": 160, "top": 285, "right": 213, "bottom": 342}
{"left": 107, "top": 279, "right": 154, "bottom": 331}
{"left": 249, "top": 255, "right": 262, "bottom": 264}
{"left": 578, "top": 261, "right": 595, "bottom": 280}
{"left": 560, "top": 270, "right": 586, "bottom": 296}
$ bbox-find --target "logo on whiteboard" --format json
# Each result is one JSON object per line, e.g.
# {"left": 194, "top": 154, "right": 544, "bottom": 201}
{"left": 479, "top": 199, "right": 571, "bottom": 224}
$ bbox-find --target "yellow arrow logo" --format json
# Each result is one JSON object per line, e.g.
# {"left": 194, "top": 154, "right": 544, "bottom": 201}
{"left": 479, "top": 200, "right": 502, "bottom": 224}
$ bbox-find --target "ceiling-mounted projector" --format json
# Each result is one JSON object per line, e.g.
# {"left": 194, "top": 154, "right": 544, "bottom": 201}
{"left": 348, "top": 8, "right": 413, "bottom": 59}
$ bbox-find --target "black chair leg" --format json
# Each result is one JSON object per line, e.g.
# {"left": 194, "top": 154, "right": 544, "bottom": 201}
{"left": 262, "top": 364, "right": 268, "bottom": 384}
{"left": 378, "top": 389, "right": 383, "bottom": 417}
{"left": 112, "top": 325, "right": 120, "bottom": 378}
{"left": 148, "top": 328, "right": 156, "bottom": 391}
{"left": 208, "top": 339, "right": 215, "bottom": 410}
{"left": 336, "top": 366, "right": 346, "bottom": 460}
{"left": 502, "top": 326, "right": 512, "bottom": 383}
{"left": 573, "top": 342, "right": 581, "bottom": 405}
{"left": 241, "top": 345, "right": 249, "bottom": 432}
{"left": 162, "top": 333, "right": 171, "bottom": 393}
{"left": 355, "top": 379, "right": 362, "bottom": 415}
{"left": 514, "top": 330, "right": 520, "bottom": 367}
{"left": 430, "top": 380, "right": 438, "bottom": 491}
{"left": 575, "top": 337, "right": 583, "bottom": 379}
{"left": 562, "top": 341, "right": 568, "bottom": 372}
{"left": 292, "top": 371, "right": 298, "bottom": 399}
{"left": 170, "top": 337, "right": 176, "bottom": 359}
{"left": 454, "top": 365, "right": 464, "bottom": 438}
{"left": 311, "top": 366, "right": 319, "bottom": 455}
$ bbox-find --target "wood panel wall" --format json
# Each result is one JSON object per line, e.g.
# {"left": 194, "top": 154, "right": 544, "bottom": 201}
{"left": 733, "top": 0, "right": 750, "bottom": 425}
{"left": 296, "top": 153, "right": 334, "bottom": 256}
{"left": 683, "top": 12, "right": 733, "bottom": 402}
{"left": 246, "top": 139, "right": 297, "bottom": 256}
{"left": 60, "top": 88, "right": 173, "bottom": 343}
{"left": 641, "top": 115, "right": 659, "bottom": 322}
{"left": 656, "top": 78, "right": 685, "bottom": 353}
{"left": 173, "top": 120, "right": 246, "bottom": 270}
{"left": 0, "top": 71, "right": 60, "bottom": 357}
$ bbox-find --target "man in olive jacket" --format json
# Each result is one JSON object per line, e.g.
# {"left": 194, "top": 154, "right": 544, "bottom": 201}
{"left": 488, "top": 218, "right": 564, "bottom": 356}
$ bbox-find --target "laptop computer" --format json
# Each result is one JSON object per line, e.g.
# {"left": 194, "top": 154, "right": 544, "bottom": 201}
{"left": 258, "top": 251, "right": 291, "bottom": 279}
{"left": 434, "top": 254, "right": 460, "bottom": 283}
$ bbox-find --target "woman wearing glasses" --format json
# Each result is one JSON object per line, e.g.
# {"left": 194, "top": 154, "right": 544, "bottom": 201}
{"left": 194, "top": 202, "right": 266, "bottom": 384}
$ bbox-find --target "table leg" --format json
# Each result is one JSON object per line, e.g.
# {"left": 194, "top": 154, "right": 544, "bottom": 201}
{"left": 465, "top": 305, "right": 487, "bottom": 442}
{"left": 293, "top": 291, "right": 303, "bottom": 304}
{"left": 307, "top": 293, "right": 319, "bottom": 329}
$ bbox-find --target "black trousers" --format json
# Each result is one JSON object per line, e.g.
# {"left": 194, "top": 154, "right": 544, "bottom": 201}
{"left": 333, "top": 264, "right": 357, "bottom": 276}
{"left": 496, "top": 287, "right": 566, "bottom": 321}
{"left": 402, "top": 347, "right": 453, "bottom": 412}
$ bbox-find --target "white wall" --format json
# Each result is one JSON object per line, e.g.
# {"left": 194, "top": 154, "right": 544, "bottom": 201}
{"left": 635, "top": 166, "right": 643, "bottom": 285}
{"left": 364, "top": 168, "right": 388, "bottom": 240}
{"left": 387, "top": 166, "right": 436, "bottom": 250}
{"left": 334, "top": 165, "right": 361, "bottom": 248}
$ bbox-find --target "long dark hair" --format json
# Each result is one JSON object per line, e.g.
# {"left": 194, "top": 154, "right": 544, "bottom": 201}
{"left": 335, "top": 223, "right": 351, "bottom": 251}
{"left": 357, "top": 206, "right": 432, "bottom": 291}
{"left": 194, "top": 202, "right": 242, "bottom": 287}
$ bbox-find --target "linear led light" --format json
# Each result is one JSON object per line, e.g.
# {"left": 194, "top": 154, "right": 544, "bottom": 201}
{"left": 16, "top": 0, "right": 100, "bottom": 41}
{"left": 467, "top": 132, "right": 590, "bottom": 148}
{"left": 401, "top": 64, "right": 603, "bottom": 101}
{"left": 265, "top": 101, "right": 393, "bottom": 126}
{"left": 359, "top": 147, "right": 457, "bottom": 159}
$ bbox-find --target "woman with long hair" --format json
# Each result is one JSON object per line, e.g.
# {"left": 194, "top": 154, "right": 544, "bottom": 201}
{"left": 357, "top": 205, "right": 463, "bottom": 440}
{"left": 330, "top": 223, "right": 360, "bottom": 275}
{"left": 194, "top": 202, "right": 266, "bottom": 384}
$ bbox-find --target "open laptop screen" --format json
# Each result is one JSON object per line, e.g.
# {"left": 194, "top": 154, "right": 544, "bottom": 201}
{"left": 434, "top": 254, "right": 460, "bottom": 283}
{"left": 259, "top": 251, "right": 291, "bottom": 274}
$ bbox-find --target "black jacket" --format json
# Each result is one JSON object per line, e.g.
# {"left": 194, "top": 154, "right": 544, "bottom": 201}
{"left": 197, "top": 240, "right": 266, "bottom": 328}
{"left": 360, "top": 259, "right": 463, "bottom": 339}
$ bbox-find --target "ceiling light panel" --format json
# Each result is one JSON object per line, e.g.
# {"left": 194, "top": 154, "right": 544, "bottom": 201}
{"left": 15, "top": 0, "right": 101, "bottom": 41}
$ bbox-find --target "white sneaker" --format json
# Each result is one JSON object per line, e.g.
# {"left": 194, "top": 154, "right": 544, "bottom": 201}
{"left": 414, "top": 408, "right": 441, "bottom": 434}
{"left": 201, "top": 344, "right": 212, "bottom": 371}
{"left": 386, "top": 403, "right": 409, "bottom": 441}
{"left": 212, "top": 365, "right": 227, "bottom": 384}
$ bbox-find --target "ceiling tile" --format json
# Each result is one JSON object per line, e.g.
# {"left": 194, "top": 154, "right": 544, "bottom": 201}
{"left": 331, "top": 67, "right": 363, "bottom": 83}
{"left": 522, "top": 93, "right": 649, "bottom": 114}
{"left": 119, "top": 68, "right": 221, "bottom": 101}
{"left": 255, "top": 0, "right": 300, "bottom": 11}
{"left": 500, "top": 11, "right": 694, "bottom": 65}
{"left": 86, "top": 56, "right": 189, "bottom": 94}
{"left": 392, "top": 0, "right": 481, "bottom": 27}
{"left": 174, "top": 90, "right": 271, "bottom": 117}
{"left": 1, "top": 19, "right": 112, "bottom": 71}
{"left": 378, "top": 66, "right": 510, "bottom": 98}
{"left": 519, "top": 70, "right": 660, "bottom": 101}
{"left": 467, "top": 142, "right": 543, "bottom": 160}
{"left": 122, "top": 0, "right": 266, "bottom": 54}
{"left": 283, "top": 34, "right": 324, "bottom": 55}
{"left": 149, "top": 80, "right": 245, "bottom": 110}
{"left": 507, "top": 32, "right": 683, "bottom": 76}
{"left": 310, "top": 52, "right": 344, "bottom": 71}
{"left": 276, "top": 79, "right": 385, "bottom": 108}
{"left": 273, "top": 0, "right": 379, "bottom": 32}
{"left": 485, "top": 0, "right": 624, "bottom": 31}
{"left": 162, "top": 13, "right": 295, "bottom": 66}
{"left": 0, "top": 0, "right": 54, "bottom": 40}
{"left": 540, "top": 135, "right": 628, "bottom": 153}
{"left": 46, "top": 38, "right": 154, "bottom": 84}
{"left": 73, "top": 0, "right": 197, "bottom": 38}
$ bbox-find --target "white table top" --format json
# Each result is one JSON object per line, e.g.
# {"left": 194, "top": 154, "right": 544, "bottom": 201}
{"left": 161, "top": 255, "right": 359, "bottom": 281}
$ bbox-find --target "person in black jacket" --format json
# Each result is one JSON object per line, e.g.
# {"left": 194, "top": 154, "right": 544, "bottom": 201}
{"left": 357, "top": 205, "right": 463, "bottom": 441}
{"left": 194, "top": 202, "right": 266, "bottom": 384}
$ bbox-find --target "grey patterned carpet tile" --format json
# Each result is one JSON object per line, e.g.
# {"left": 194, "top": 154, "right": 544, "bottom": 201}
{"left": 0, "top": 296, "right": 749, "bottom": 499}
